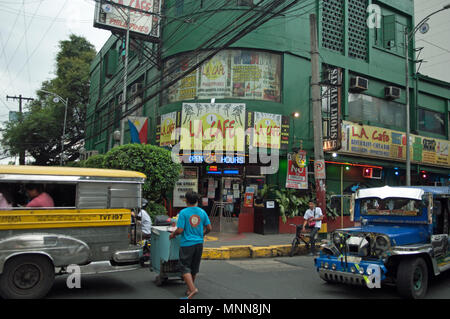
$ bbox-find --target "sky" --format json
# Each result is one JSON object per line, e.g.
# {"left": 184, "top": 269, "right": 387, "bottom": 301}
{"left": 0, "top": 0, "right": 449, "bottom": 163}
{"left": 414, "top": 0, "right": 450, "bottom": 82}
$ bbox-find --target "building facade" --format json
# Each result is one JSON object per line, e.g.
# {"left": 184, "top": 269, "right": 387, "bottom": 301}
{"left": 86, "top": 0, "right": 450, "bottom": 231}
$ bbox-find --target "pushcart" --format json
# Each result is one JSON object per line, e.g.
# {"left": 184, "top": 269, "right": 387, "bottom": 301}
{"left": 149, "top": 225, "right": 182, "bottom": 286}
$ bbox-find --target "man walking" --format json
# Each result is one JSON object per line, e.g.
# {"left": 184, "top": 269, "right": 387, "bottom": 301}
{"left": 302, "top": 200, "right": 323, "bottom": 255}
{"left": 169, "top": 191, "right": 212, "bottom": 299}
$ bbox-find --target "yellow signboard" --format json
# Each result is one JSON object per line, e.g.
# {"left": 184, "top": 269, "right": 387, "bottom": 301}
{"left": 340, "top": 121, "right": 450, "bottom": 168}
{"left": 180, "top": 103, "right": 246, "bottom": 152}
{"left": 0, "top": 209, "right": 131, "bottom": 230}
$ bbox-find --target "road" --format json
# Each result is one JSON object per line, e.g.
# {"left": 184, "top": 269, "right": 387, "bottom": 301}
{"left": 46, "top": 256, "right": 450, "bottom": 299}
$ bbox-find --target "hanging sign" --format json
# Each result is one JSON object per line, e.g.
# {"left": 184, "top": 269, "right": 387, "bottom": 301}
{"left": 286, "top": 151, "right": 308, "bottom": 189}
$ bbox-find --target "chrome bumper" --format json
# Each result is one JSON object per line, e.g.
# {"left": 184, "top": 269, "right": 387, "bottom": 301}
{"left": 112, "top": 248, "right": 141, "bottom": 263}
{"left": 319, "top": 269, "right": 367, "bottom": 286}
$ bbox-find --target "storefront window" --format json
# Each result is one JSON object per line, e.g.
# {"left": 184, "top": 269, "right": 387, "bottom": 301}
{"left": 348, "top": 93, "right": 405, "bottom": 130}
{"left": 418, "top": 108, "right": 445, "bottom": 136}
{"left": 163, "top": 49, "right": 282, "bottom": 103}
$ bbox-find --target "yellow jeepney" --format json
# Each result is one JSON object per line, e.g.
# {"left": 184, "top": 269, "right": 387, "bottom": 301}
{"left": 0, "top": 165, "right": 146, "bottom": 299}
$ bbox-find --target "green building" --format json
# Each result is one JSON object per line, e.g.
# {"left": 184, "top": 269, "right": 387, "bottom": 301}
{"left": 86, "top": 0, "right": 450, "bottom": 230}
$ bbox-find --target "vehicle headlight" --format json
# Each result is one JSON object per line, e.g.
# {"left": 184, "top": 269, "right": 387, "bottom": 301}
{"left": 374, "top": 234, "right": 390, "bottom": 256}
{"left": 332, "top": 231, "right": 343, "bottom": 247}
{"left": 359, "top": 268, "right": 365, "bottom": 275}
{"left": 331, "top": 264, "right": 337, "bottom": 270}
{"left": 324, "top": 262, "right": 329, "bottom": 269}
{"left": 376, "top": 235, "right": 388, "bottom": 247}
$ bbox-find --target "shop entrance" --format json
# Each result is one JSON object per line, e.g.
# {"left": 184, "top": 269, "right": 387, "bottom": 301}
{"left": 199, "top": 174, "right": 243, "bottom": 233}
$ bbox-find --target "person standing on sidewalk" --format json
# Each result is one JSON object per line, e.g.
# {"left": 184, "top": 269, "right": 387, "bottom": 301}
{"left": 301, "top": 200, "right": 323, "bottom": 255}
{"left": 169, "top": 191, "right": 212, "bottom": 299}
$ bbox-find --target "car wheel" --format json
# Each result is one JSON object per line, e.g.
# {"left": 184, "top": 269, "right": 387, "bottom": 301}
{"left": 396, "top": 257, "right": 429, "bottom": 299}
{"left": 0, "top": 255, "right": 55, "bottom": 299}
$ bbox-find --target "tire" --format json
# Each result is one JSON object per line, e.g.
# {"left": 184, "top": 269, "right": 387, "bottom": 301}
{"left": 396, "top": 257, "right": 429, "bottom": 299}
{"left": 290, "top": 238, "right": 299, "bottom": 257}
{"left": 0, "top": 255, "right": 55, "bottom": 299}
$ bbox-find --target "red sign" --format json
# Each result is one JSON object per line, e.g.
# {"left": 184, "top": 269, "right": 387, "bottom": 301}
{"left": 286, "top": 152, "right": 308, "bottom": 189}
{"left": 244, "top": 193, "right": 254, "bottom": 208}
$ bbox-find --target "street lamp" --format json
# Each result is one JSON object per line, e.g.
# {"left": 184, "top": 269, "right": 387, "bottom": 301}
{"left": 404, "top": 4, "right": 450, "bottom": 186}
{"left": 39, "top": 90, "right": 68, "bottom": 166}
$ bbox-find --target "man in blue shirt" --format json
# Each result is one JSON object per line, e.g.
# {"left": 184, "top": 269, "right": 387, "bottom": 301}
{"left": 169, "top": 191, "right": 212, "bottom": 299}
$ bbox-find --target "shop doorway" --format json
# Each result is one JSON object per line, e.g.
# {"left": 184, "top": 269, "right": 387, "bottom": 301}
{"left": 199, "top": 176, "right": 243, "bottom": 233}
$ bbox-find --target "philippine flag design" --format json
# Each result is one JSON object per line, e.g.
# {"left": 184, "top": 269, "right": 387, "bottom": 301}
{"left": 128, "top": 117, "right": 148, "bottom": 144}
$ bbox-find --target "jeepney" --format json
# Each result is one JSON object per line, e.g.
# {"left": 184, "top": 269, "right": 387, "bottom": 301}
{"left": 315, "top": 185, "right": 450, "bottom": 299}
{"left": 0, "top": 165, "right": 146, "bottom": 299}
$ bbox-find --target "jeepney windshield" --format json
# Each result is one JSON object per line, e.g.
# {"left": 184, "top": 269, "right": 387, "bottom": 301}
{"left": 360, "top": 197, "right": 424, "bottom": 217}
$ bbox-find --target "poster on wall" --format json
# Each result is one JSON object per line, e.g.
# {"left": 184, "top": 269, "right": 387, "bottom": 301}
{"left": 251, "top": 112, "right": 282, "bottom": 149}
{"left": 286, "top": 151, "right": 308, "bottom": 189}
{"left": 246, "top": 111, "right": 289, "bottom": 150}
{"left": 157, "top": 111, "right": 180, "bottom": 147}
{"left": 173, "top": 167, "right": 198, "bottom": 207}
{"left": 163, "top": 50, "right": 281, "bottom": 103}
{"left": 180, "top": 103, "right": 246, "bottom": 152}
{"left": 340, "top": 121, "right": 450, "bottom": 168}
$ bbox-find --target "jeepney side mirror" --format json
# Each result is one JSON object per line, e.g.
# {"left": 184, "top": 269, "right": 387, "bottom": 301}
{"left": 350, "top": 193, "right": 356, "bottom": 222}
{"left": 427, "top": 194, "right": 433, "bottom": 225}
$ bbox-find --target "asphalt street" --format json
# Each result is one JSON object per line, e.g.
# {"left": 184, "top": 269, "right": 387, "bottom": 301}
{"left": 46, "top": 256, "right": 450, "bottom": 299}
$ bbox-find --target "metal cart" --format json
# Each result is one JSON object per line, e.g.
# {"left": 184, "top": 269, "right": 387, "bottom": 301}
{"left": 149, "top": 225, "right": 182, "bottom": 286}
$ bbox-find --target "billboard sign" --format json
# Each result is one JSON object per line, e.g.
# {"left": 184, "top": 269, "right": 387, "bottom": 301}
{"left": 322, "top": 67, "right": 342, "bottom": 151}
{"left": 180, "top": 103, "right": 246, "bottom": 152}
{"left": 93, "top": 0, "right": 162, "bottom": 40}
{"left": 340, "top": 121, "right": 450, "bottom": 168}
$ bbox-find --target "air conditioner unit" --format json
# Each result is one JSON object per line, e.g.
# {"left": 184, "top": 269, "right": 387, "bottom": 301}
{"left": 131, "top": 82, "right": 143, "bottom": 95}
{"left": 350, "top": 76, "right": 368, "bottom": 92}
{"left": 385, "top": 86, "right": 401, "bottom": 100}
{"left": 131, "top": 97, "right": 142, "bottom": 107}
{"left": 118, "top": 93, "right": 125, "bottom": 103}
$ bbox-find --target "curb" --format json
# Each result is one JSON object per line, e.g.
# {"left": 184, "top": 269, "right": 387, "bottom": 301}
{"left": 201, "top": 244, "right": 309, "bottom": 260}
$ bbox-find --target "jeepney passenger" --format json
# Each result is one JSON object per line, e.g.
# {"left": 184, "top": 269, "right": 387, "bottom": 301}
{"left": 24, "top": 184, "right": 54, "bottom": 208}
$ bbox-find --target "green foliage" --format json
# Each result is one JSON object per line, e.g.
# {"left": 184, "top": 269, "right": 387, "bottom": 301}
{"left": 274, "top": 189, "right": 311, "bottom": 223}
{"left": 102, "top": 144, "right": 182, "bottom": 202}
{"left": 82, "top": 154, "right": 106, "bottom": 168}
{"left": 1, "top": 34, "right": 96, "bottom": 165}
{"left": 272, "top": 186, "right": 340, "bottom": 223}
{"left": 146, "top": 201, "right": 168, "bottom": 221}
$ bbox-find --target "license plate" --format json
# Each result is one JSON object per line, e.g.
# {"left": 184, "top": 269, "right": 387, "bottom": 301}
{"left": 346, "top": 256, "right": 362, "bottom": 263}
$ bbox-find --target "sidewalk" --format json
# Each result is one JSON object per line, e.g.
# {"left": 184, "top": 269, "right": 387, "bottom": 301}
{"left": 202, "top": 232, "right": 321, "bottom": 259}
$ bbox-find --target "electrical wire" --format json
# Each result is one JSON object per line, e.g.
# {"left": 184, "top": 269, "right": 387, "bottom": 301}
{"left": 84, "top": 0, "right": 303, "bottom": 142}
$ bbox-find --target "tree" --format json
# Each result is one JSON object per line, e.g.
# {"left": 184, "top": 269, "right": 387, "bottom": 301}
{"left": 1, "top": 35, "right": 96, "bottom": 165}
{"left": 101, "top": 144, "right": 182, "bottom": 203}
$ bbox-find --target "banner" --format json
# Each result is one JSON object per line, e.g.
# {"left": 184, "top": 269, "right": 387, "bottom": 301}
{"left": 127, "top": 117, "right": 148, "bottom": 144}
{"left": 180, "top": 103, "right": 246, "bottom": 152}
{"left": 164, "top": 50, "right": 281, "bottom": 103}
{"left": 157, "top": 111, "right": 180, "bottom": 147}
{"left": 341, "top": 121, "right": 450, "bottom": 168}
{"left": 322, "top": 67, "right": 342, "bottom": 151}
{"left": 251, "top": 112, "right": 282, "bottom": 149}
{"left": 286, "top": 151, "right": 308, "bottom": 189}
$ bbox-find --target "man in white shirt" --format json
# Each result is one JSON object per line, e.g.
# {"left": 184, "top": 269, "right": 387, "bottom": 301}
{"left": 302, "top": 200, "right": 323, "bottom": 256}
{"left": 132, "top": 199, "right": 152, "bottom": 240}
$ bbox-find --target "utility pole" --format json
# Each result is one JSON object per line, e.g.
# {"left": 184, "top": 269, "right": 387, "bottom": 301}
{"left": 310, "top": 14, "right": 327, "bottom": 225}
{"left": 6, "top": 94, "right": 34, "bottom": 165}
